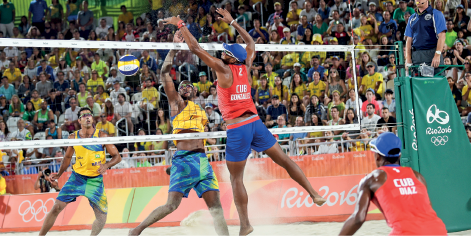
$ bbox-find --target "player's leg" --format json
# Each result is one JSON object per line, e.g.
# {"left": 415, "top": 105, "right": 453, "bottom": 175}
{"left": 225, "top": 124, "right": 253, "bottom": 235}
{"left": 201, "top": 191, "right": 229, "bottom": 236}
{"left": 38, "top": 200, "right": 68, "bottom": 235}
{"left": 264, "top": 144, "right": 325, "bottom": 205}
{"left": 91, "top": 205, "right": 107, "bottom": 236}
{"left": 226, "top": 160, "right": 253, "bottom": 236}
{"left": 195, "top": 152, "right": 229, "bottom": 235}
{"left": 129, "top": 192, "right": 184, "bottom": 235}
{"left": 41, "top": 171, "right": 85, "bottom": 235}
{"left": 252, "top": 119, "right": 326, "bottom": 205}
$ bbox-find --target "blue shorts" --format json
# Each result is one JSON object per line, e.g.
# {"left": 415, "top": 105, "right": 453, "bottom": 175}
{"left": 57, "top": 171, "right": 108, "bottom": 213}
{"left": 226, "top": 115, "right": 277, "bottom": 162}
{"left": 169, "top": 150, "right": 219, "bottom": 198}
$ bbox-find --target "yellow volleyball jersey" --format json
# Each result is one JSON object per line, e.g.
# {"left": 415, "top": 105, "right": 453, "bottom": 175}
{"left": 171, "top": 101, "right": 208, "bottom": 145}
{"left": 72, "top": 129, "right": 106, "bottom": 177}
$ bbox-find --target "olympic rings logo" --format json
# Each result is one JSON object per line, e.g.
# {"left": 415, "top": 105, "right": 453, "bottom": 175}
{"left": 18, "top": 198, "right": 55, "bottom": 222}
{"left": 431, "top": 136, "right": 448, "bottom": 146}
{"left": 426, "top": 105, "right": 449, "bottom": 125}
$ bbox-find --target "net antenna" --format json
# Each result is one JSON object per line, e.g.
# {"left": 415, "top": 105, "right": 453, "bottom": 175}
{"left": 0, "top": 38, "right": 360, "bottom": 149}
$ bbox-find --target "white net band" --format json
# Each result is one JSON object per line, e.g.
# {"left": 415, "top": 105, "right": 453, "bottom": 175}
{"left": 0, "top": 124, "right": 360, "bottom": 149}
{"left": 0, "top": 38, "right": 353, "bottom": 51}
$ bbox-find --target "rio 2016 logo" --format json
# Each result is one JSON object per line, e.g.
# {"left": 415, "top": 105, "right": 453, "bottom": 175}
{"left": 425, "top": 105, "right": 451, "bottom": 146}
{"left": 426, "top": 105, "right": 449, "bottom": 125}
{"left": 281, "top": 185, "right": 358, "bottom": 209}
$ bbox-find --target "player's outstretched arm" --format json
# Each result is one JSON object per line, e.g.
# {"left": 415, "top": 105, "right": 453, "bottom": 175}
{"left": 50, "top": 134, "right": 75, "bottom": 181}
{"left": 163, "top": 17, "right": 228, "bottom": 74}
{"left": 100, "top": 131, "right": 121, "bottom": 173}
{"left": 160, "top": 48, "right": 179, "bottom": 104}
{"left": 216, "top": 8, "right": 256, "bottom": 66}
{"left": 339, "top": 175, "right": 372, "bottom": 235}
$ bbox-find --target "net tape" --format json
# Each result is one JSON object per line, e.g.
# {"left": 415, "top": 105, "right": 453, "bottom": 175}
{"left": 0, "top": 38, "right": 354, "bottom": 51}
{"left": 0, "top": 124, "right": 360, "bottom": 149}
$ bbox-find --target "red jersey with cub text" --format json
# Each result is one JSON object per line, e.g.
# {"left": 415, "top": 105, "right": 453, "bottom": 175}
{"left": 373, "top": 166, "right": 447, "bottom": 235}
{"left": 217, "top": 64, "right": 258, "bottom": 120}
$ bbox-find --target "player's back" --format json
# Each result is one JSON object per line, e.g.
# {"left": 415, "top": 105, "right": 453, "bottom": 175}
{"left": 171, "top": 100, "right": 207, "bottom": 145}
{"left": 72, "top": 129, "right": 106, "bottom": 177}
{"left": 217, "top": 64, "right": 257, "bottom": 120}
{"left": 373, "top": 166, "right": 447, "bottom": 235}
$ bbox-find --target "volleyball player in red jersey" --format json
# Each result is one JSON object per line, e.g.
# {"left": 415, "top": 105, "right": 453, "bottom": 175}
{"left": 339, "top": 132, "right": 447, "bottom": 235}
{"left": 164, "top": 8, "right": 326, "bottom": 235}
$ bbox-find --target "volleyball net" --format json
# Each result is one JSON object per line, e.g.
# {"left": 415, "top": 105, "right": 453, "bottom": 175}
{"left": 0, "top": 38, "right": 376, "bottom": 152}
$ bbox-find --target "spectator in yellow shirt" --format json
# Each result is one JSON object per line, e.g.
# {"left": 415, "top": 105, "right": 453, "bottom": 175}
{"left": 286, "top": 1, "right": 302, "bottom": 26}
{"left": 96, "top": 114, "right": 116, "bottom": 136}
{"left": 281, "top": 51, "right": 300, "bottom": 70}
{"left": 93, "top": 85, "right": 109, "bottom": 107}
{"left": 141, "top": 79, "right": 160, "bottom": 111}
{"left": 46, "top": 48, "right": 61, "bottom": 68}
{"left": 360, "top": 62, "right": 384, "bottom": 100}
{"left": 0, "top": 175, "right": 5, "bottom": 195}
{"left": 307, "top": 71, "right": 326, "bottom": 98}
{"left": 30, "top": 90, "right": 44, "bottom": 110}
{"left": 86, "top": 70, "right": 105, "bottom": 93}
{"left": 91, "top": 54, "right": 108, "bottom": 79}
{"left": 213, "top": 18, "right": 231, "bottom": 40}
{"left": 118, "top": 5, "right": 134, "bottom": 24}
{"left": 169, "top": 0, "right": 185, "bottom": 17}
{"left": 461, "top": 73, "right": 471, "bottom": 116}
{"left": 263, "top": 63, "right": 278, "bottom": 87}
{"left": 197, "top": 71, "right": 212, "bottom": 98}
{"left": 3, "top": 63, "right": 22, "bottom": 88}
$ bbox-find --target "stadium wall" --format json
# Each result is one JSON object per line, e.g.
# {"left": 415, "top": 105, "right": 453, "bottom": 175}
{"left": 0, "top": 174, "right": 383, "bottom": 232}
{"left": 4, "top": 151, "right": 376, "bottom": 194}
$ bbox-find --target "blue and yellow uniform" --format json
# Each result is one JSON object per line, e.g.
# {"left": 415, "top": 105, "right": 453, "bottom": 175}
{"left": 169, "top": 101, "right": 219, "bottom": 198}
{"left": 56, "top": 129, "right": 108, "bottom": 213}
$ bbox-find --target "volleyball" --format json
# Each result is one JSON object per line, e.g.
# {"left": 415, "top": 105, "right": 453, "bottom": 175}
{"left": 118, "top": 55, "right": 139, "bottom": 76}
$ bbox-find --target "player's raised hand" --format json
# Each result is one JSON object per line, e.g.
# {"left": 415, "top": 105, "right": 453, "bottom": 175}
{"left": 216, "top": 8, "right": 234, "bottom": 24}
{"left": 162, "top": 15, "right": 182, "bottom": 26}
{"left": 174, "top": 30, "right": 185, "bottom": 43}
{"left": 97, "top": 163, "right": 109, "bottom": 175}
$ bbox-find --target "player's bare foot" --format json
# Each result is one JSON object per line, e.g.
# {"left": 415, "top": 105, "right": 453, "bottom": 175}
{"left": 312, "top": 195, "right": 327, "bottom": 206}
{"left": 239, "top": 225, "right": 254, "bottom": 236}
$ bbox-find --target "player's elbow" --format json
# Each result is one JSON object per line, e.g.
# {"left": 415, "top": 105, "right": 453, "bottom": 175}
{"left": 116, "top": 154, "right": 122, "bottom": 163}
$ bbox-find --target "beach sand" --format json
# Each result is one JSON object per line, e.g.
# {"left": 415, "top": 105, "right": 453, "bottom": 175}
{"left": 5, "top": 219, "right": 471, "bottom": 235}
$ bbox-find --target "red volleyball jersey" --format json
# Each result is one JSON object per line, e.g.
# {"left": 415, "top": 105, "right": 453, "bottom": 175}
{"left": 217, "top": 64, "right": 257, "bottom": 120}
{"left": 373, "top": 166, "right": 447, "bottom": 235}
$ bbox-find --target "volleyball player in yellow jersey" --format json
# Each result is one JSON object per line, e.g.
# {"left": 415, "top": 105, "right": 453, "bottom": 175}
{"left": 129, "top": 35, "right": 229, "bottom": 236}
{"left": 39, "top": 107, "right": 122, "bottom": 236}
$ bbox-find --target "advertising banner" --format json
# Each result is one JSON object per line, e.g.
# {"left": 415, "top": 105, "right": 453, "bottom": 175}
{"left": 61, "top": 188, "right": 135, "bottom": 225}
{"left": 0, "top": 196, "right": 10, "bottom": 229}
{"left": 1, "top": 174, "right": 380, "bottom": 230}
{"left": 4, "top": 151, "right": 376, "bottom": 195}
{"left": 411, "top": 77, "right": 471, "bottom": 232}
{"left": 2, "top": 193, "right": 63, "bottom": 228}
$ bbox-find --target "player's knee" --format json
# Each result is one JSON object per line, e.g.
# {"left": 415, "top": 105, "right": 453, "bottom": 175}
{"left": 208, "top": 205, "right": 224, "bottom": 216}
{"left": 165, "top": 202, "right": 179, "bottom": 212}
{"left": 51, "top": 202, "right": 66, "bottom": 214}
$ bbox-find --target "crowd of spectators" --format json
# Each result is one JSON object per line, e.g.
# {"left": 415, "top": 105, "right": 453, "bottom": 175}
{"left": 0, "top": 0, "right": 471, "bottom": 175}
